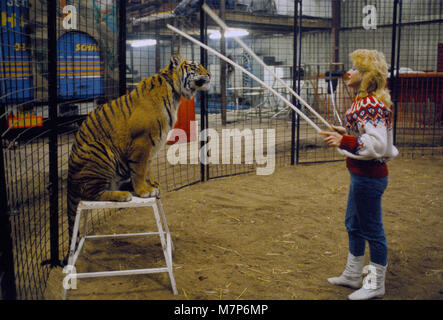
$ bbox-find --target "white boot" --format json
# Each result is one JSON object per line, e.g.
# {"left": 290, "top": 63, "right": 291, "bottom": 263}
{"left": 348, "top": 262, "right": 387, "bottom": 300}
{"left": 328, "top": 252, "right": 365, "bottom": 289}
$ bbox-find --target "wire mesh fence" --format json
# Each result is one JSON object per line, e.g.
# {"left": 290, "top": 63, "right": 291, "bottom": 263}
{"left": 1, "top": 0, "right": 52, "bottom": 300}
{"left": 0, "top": 0, "right": 122, "bottom": 299}
{"left": 55, "top": 0, "right": 122, "bottom": 269}
{"left": 393, "top": 0, "right": 443, "bottom": 158}
{"left": 0, "top": 0, "right": 442, "bottom": 299}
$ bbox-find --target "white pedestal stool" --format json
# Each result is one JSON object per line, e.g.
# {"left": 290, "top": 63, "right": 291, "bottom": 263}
{"left": 62, "top": 196, "right": 177, "bottom": 300}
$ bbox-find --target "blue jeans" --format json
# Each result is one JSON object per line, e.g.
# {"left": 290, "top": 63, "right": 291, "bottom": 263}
{"left": 345, "top": 171, "right": 388, "bottom": 266}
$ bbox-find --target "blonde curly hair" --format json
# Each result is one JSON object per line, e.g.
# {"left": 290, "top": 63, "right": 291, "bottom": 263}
{"left": 350, "top": 49, "right": 392, "bottom": 108}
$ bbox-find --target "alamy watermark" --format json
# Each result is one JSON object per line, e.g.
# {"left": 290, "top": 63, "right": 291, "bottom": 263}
{"left": 166, "top": 121, "right": 275, "bottom": 175}
{"left": 63, "top": 265, "right": 77, "bottom": 290}
{"left": 363, "top": 5, "right": 377, "bottom": 30}
{"left": 362, "top": 264, "right": 378, "bottom": 290}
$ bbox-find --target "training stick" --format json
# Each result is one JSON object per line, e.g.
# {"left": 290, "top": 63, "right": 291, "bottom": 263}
{"left": 167, "top": 24, "right": 322, "bottom": 133}
{"left": 329, "top": 81, "right": 343, "bottom": 125}
{"left": 202, "top": 3, "right": 333, "bottom": 131}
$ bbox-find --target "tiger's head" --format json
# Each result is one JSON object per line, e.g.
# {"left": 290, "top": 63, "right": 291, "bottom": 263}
{"left": 168, "top": 54, "right": 211, "bottom": 99}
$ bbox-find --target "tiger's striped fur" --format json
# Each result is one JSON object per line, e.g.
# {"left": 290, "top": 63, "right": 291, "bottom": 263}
{"left": 67, "top": 54, "right": 211, "bottom": 243}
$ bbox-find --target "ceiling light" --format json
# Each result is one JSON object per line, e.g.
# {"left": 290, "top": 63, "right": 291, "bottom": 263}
{"left": 208, "top": 28, "right": 249, "bottom": 40}
{"left": 128, "top": 39, "right": 157, "bottom": 47}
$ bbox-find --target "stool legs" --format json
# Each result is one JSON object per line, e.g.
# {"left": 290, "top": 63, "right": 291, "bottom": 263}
{"left": 153, "top": 200, "right": 178, "bottom": 295}
{"left": 157, "top": 199, "right": 174, "bottom": 252}
{"left": 63, "top": 206, "right": 82, "bottom": 300}
{"left": 62, "top": 197, "right": 177, "bottom": 299}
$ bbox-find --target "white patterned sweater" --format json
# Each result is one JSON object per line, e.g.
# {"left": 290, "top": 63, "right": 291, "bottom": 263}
{"left": 337, "top": 95, "right": 399, "bottom": 177}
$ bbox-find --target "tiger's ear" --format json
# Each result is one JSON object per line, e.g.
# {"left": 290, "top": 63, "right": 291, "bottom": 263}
{"left": 169, "top": 54, "right": 183, "bottom": 70}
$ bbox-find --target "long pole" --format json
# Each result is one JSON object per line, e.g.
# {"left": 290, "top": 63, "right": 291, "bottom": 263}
{"left": 202, "top": 4, "right": 332, "bottom": 131}
{"left": 167, "top": 24, "right": 323, "bottom": 133}
{"left": 0, "top": 110, "right": 17, "bottom": 299}
{"left": 296, "top": 0, "right": 302, "bottom": 164}
{"left": 48, "top": 0, "right": 59, "bottom": 267}
{"left": 393, "top": 0, "right": 402, "bottom": 145}
{"left": 291, "top": 0, "right": 299, "bottom": 166}
{"left": 118, "top": 0, "right": 127, "bottom": 95}
{"left": 219, "top": 0, "right": 227, "bottom": 125}
{"left": 199, "top": 3, "right": 208, "bottom": 182}
{"left": 331, "top": 0, "right": 340, "bottom": 69}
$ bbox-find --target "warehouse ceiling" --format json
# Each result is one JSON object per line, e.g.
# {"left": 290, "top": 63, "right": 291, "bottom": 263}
{"left": 126, "top": 2, "right": 331, "bottom": 40}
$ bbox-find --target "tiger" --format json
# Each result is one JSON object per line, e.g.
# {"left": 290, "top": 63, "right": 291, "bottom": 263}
{"left": 66, "top": 54, "right": 211, "bottom": 244}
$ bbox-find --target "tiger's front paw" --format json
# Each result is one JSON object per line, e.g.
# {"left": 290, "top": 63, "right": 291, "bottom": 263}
{"left": 99, "top": 191, "right": 132, "bottom": 202}
{"left": 118, "top": 191, "right": 133, "bottom": 202}
{"left": 135, "top": 184, "right": 159, "bottom": 198}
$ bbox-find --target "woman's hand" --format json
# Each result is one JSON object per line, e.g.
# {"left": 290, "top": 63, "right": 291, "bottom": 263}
{"left": 319, "top": 130, "right": 343, "bottom": 147}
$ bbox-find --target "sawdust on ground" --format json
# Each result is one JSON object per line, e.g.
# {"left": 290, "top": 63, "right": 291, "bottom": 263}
{"left": 44, "top": 158, "right": 443, "bottom": 300}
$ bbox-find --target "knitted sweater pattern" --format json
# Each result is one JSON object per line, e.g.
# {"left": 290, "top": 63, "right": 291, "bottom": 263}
{"left": 338, "top": 95, "right": 399, "bottom": 177}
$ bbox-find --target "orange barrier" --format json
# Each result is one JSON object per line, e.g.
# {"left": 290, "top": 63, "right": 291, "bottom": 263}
{"left": 8, "top": 112, "right": 43, "bottom": 129}
{"left": 167, "top": 97, "right": 196, "bottom": 144}
{"left": 389, "top": 73, "right": 443, "bottom": 127}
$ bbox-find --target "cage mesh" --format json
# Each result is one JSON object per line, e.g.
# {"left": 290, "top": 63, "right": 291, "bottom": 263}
{"left": 0, "top": 0, "right": 442, "bottom": 299}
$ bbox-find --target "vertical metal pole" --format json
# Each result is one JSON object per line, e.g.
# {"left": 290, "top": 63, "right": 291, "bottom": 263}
{"left": 294, "top": 0, "right": 302, "bottom": 165}
{"left": 0, "top": 109, "right": 17, "bottom": 299}
{"left": 390, "top": 0, "right": 399, "bottom": 145}
{"left": 331, "top": 0, "right": 340, "bottom": 68}
{"left": 118, "top": 0, "right": 127, "bottom": 95}
{"left": 155, "top": 27, "right": 161, "bottom": 73}
{"left": 200, "top": 0, "right": 208, "bottom": 182}
{"left": 291, "top": 0, "right": 298, "bottom": 166}
{"left": 393, "top": 0, "right": 402, "bottom": 145}
{"left": 296, "top": 0, "right": 303, "bottom": 164}
{"left": 220, "top": 0, "right": 227, "bottom": 126}
{"left": 129, "top": 45, "right": 134, "bottom": 79}
{"left": 47, "top": 0, "right": 59, "bottom": 267}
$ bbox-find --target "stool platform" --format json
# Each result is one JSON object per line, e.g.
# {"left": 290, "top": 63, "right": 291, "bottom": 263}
{"left": 62, "top": 196, "right": 177, "bottom": 299}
